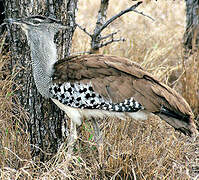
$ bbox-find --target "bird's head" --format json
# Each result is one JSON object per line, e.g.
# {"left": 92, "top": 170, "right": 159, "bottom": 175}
{"left": 5, "top": 15, "right": 67, "bottom": 35}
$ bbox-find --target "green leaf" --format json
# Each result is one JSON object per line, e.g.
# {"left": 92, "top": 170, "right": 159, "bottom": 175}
{"left": 88, "top": 134, "right": 93, "bottom": 141}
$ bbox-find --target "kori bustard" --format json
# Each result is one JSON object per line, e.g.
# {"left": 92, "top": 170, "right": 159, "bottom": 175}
{"left": 7, "top": 16, "right": 198, "bottom": 157}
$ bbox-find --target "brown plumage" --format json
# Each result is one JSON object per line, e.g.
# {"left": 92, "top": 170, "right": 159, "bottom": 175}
{"left": 53, "top": 54, "right": 198, "bottom": 136}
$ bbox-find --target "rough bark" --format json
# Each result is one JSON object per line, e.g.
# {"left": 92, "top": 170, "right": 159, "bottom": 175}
{"left": 184, "top": 0, "right": 199, "bottom": 52}
{"left": 0, "top": 0, "right": 5, "bottom": 34}
{"left": 4, "top": 0, "right": 77, "bottom": 162}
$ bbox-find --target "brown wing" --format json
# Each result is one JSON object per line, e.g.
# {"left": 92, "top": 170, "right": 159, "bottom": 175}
{"left": 52, "top": 54, "right": 193, "bottom": 118}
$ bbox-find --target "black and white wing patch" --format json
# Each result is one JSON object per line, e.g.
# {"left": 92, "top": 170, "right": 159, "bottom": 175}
{"left": 49, "top": 82, "right": 143, "bottom": 112}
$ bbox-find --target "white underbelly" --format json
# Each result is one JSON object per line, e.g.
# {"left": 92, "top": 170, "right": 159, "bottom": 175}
{"left": 52, "top": 98, "right": 149, "bottom": 126}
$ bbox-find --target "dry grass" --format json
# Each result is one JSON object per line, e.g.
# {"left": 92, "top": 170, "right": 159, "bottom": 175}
{"left": 1, "top": 0, "right": 199, "bottom": 179}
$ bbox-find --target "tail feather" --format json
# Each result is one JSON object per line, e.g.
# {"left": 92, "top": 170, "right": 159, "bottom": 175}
{"left": 156, "top": 107, "right": 198, "bottom": 137}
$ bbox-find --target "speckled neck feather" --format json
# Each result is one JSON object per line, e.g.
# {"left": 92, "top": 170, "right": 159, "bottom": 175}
{"left": 27, "top": 29, "right": 57, "bottom": 97}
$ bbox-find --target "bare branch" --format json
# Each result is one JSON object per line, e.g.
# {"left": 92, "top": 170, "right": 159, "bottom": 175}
{"left": 76, "top": 23, "right": 92, "bottom": 37}
{"left": 132, "top": 9, "right": 155, "bottom": 21}
{"left": 98, "top": 30, "right": 125, "bottom": 49}
{"left": 90, "top": 1, "right": 143, "bottom": 53}
{"left": 95, "top": 1, "right": 143, "bottom": 37}
{"left": 98, "top": 37, "right": 125, "bottom": 49}
{"left": 99, "top": 31, "right": 118, "bottom": 40}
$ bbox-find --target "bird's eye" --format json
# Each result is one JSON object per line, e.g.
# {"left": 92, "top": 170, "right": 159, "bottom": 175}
{"left": 32, "top": 19, "right": 41, "bottom": 24}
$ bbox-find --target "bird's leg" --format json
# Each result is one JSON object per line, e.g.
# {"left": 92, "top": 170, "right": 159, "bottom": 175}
{"left": 67, "top": 120, "right": 77, "bottom": 155}
{"left": 91, "top": 117, "right": 104, "bottom": 164}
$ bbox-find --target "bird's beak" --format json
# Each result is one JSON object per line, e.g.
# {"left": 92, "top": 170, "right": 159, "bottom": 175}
{"left": 5, "top": 18, "right": 29, "bottom": 35}
{"left": 4, "top": 18, "right": 23, "bottom": 25}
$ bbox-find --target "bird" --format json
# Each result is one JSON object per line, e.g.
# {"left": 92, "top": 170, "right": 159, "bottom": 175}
{"left": 6, "top": 15, "right": 198, "bottom": 161}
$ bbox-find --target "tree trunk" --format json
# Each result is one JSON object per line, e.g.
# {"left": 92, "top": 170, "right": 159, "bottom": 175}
{"left": 0, "top": 0, "right": 5, "bottom": 34}
{"left": 184, "top": 0, "right": 199, "bottom": 52}
{"left": 4, "top": 0, "right": 77, "bottom": 162}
